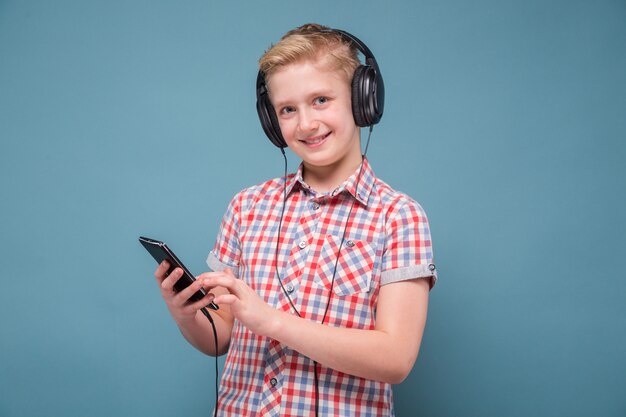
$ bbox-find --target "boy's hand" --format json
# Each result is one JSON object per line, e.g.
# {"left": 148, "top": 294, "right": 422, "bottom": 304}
{"left": 200, "top": 268, "right": 277, "bottom": 337}
{"left": 154, "top": 260, "right": 216, "bottom": 325}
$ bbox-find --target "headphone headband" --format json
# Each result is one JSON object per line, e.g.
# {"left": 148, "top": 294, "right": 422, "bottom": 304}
{"left": 330, "top": 29, "right": 380, "bottom": 72}
{"left": 256, "top": 27, "right": 385, "bottom": 148}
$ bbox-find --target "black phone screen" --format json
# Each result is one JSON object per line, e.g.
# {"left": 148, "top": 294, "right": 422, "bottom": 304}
{"left": 139, "top": 236, "right": 218, "bottom": 310}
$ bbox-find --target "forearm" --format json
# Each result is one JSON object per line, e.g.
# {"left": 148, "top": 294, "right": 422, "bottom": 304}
{"left": 269, "top": 314, "right": 414, "bottom": 383}
{"left": 172, "top": 282, "right": 234, "bottom": 356}
{"left": 155, "top": 265, "right": 235, "bottom": 356}
{"left": 176, "top": 308, "right": 232, "bottom": 356}
{"left": 264, "top": 279, "right": 429, "bottom": 383}
{"left": 208, "top": 270, "right": 430, "bottom": 381}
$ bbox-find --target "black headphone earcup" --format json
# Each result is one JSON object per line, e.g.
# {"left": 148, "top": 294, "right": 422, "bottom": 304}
{"left": 351, "top": 65, "right": 382, "bottom": 127}
{"left": 351, "top": 65, "right": 369, "bottom": 127}
{"left": 265, "top": 97, "right": 286, "bottom": 148}
{"left": 257, "top": 91, "right": 287, "bottom": 148}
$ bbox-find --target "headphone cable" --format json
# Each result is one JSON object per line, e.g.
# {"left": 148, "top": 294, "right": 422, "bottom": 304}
{"left": 200, "top": 307, "right": 219, "bottom": 417}
{"left": 274, "top": 126, "right": 374, "bottom": 416}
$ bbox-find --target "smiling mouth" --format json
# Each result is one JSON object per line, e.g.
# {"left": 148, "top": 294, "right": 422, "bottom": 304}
{"left": 300, "top": 132, "right": 331, "bottom": 146}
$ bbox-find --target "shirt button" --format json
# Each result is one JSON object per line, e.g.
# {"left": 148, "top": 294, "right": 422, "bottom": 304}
{"left": 298, "top": 240, "right": 307, "bottom": 249}
{"left": 312, "top": 202, "right": 320, "bottom": 210}
{"left": 429, "top": 264, "right": 436, "bottom": 271}
{"left": 346, "top": 240, "right": 355, "bottom": 248}
{"left": 286, "top": 284, "right": 294, "bottom": 293}
{"left": 270, "top": 377, "right": 278, "bottom": 387}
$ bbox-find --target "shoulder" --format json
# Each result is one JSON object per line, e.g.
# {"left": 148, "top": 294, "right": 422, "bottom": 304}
{"left": 371, "top": 176, "right": 429, "bottom": 223}
{"left": 228, "top": 174, "right": 294, "bottom": 212}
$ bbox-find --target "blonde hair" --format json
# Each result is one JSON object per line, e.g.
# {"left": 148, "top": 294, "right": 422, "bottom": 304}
{"left": 259, "top": 23, "right": 360, "bottom": 84}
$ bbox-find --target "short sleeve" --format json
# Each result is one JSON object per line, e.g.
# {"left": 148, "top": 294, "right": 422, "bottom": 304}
{"left": 206, "top": 193, "right": 242, "bottom": 278}
{"left": 380, "top": 200, "right": 437, "bottom": 289}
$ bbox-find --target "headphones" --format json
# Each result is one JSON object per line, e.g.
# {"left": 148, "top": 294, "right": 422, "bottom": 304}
{"left": 256, "top": 28, "right": 385, "bottom": 148}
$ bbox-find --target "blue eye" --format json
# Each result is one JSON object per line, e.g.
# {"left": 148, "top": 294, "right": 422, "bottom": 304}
{"left": 280, "top": 106, "right": 295, "bottom": 115}
{"left": 314, "top": 97, "right": 328, "bottom": 105}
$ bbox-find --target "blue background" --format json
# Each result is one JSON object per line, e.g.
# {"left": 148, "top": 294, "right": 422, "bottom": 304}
{"left": 1, "top": 1, "right": 625, "bottom": 416}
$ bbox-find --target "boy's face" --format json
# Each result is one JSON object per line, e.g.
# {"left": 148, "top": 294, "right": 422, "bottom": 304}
{"left": 268, "top": 59, "right": 361, "bottom": 180}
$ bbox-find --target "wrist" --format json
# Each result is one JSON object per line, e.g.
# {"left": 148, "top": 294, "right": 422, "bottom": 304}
{"left": 262, "top": 308, "right": 290, "bottom": 342}
{"left": 175, "top": 311, "right": 201, "bottom": 329}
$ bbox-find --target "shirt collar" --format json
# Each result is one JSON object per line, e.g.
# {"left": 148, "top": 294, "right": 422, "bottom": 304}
{"left": 285, "top": 157, "right": 375, "bottom": 207}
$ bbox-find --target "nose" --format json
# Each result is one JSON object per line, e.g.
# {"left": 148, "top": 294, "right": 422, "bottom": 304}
{"left": 297, "top": 108, "right": 319, "bottom": 133}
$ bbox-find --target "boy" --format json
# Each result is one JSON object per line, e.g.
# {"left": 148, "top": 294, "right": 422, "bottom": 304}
{"left": 154, "top": 23, "right": 436, "bottom": 416}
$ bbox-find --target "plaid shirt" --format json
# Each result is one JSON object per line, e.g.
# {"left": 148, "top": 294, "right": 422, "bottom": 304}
{"left": 207, "top": 158, "right": 436, "bottom": 416}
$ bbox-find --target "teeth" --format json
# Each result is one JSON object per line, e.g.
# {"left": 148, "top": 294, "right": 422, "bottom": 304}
{"left": 303, "top": 133, "right": 329, "bottom": 144}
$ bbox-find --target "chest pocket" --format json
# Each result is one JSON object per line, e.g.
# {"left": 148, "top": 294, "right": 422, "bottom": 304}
{"left": 314, "top": 234, "right": 376, "bottom": 296}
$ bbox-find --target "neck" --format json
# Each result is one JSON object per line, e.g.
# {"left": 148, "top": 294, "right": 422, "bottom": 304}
{"left": 302, "top": 155, "right": 363, "bottom": 194}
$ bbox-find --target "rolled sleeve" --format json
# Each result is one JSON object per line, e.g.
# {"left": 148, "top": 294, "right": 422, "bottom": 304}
{"left": 381, "top": 263, "right": 437, "bottom": 288}
{"left": 206, "top": 250, "right": 240, "bottom": 278}
{"left": 381, "top": 199, "right": 437, "bottom": 289}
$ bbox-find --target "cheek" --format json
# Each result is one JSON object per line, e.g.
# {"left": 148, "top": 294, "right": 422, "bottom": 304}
{"left": 278, "top": 119, "right": 297, "bottom": 141}
{"left": 276, "top": 116, "right": 289, "bottom": 132}
{"left": 332, "top": 111, "right": 353, "bottom": 134}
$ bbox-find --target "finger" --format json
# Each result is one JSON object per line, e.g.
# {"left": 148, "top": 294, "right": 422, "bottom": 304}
{"left": 196, "top": 272, "right": 217, "bottom": 290}
{"left": 204, "top": 273, "right": 239, "bottom": 292}
{"left": 196, "top": 270, "right": 234, "bottom": 281}
{"left": 154, "top": 260, "right": 171, "bottom": 283}
{"left": 196, "top": 271, "right": 214, "bottom": 281}
{"left": 173, "top": 276, "right": 207, "bottom": 305}
{"left": 213, "top": 293, "right": 239, "bottom": 305}
{"left": 186, "top": 291, "right": 217, "bottom": 312}
{"left": 161, "top": 267, "right": 183, "bottom": 291}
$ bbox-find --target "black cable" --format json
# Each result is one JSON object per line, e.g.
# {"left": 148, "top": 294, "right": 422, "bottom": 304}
{"left": 200, "top": 307, "right": 219, "bottom": 417}
{"left": 274, "top": 148, "right": 302, "bottom": 318}
{"left": 196, "top": 130, "right": 373, "bottom": 417}
{"left": 320, "top": 127, "right": 372, "bottom": 325}
{"left": 274, "top": 127, "right": 375, "bottom": 417}
{"left": 314, "top": 126, "right": 373, "bottom": 416}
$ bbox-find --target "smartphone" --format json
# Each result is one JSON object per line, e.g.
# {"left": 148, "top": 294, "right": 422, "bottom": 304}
{"left": 139, "top": 236, "right": 218, "bottom": 310}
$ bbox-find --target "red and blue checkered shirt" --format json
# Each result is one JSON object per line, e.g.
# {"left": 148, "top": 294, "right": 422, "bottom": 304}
{"left": 207, "top": 158, "right": 436, "bottom": 416}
